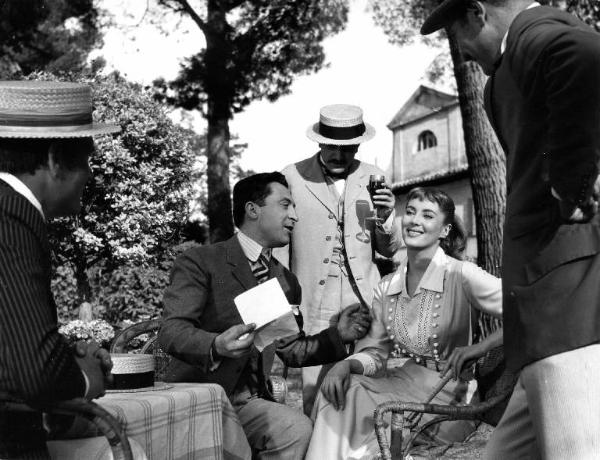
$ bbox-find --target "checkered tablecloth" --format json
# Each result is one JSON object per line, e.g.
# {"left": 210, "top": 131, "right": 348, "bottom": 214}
{"left": 98, "top": 382, "right": 251, "bottom": 460}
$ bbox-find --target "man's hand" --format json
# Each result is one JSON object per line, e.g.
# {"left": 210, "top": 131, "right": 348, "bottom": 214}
{"left": 321, "top": 360, "right": 352, "bottom": 411}
{"left": 337, "top": 303, "right": 371, "bottom": 343}
{"left": 73, "top": 340, "right": 111, "bottom": 399}
{"left": 371, "top": 183, "right": 395, "bottom": 220}
{"left": 213, "top": 323, "right": 256, "bottom": 359}
{"left": 74, "top": 340, "right": 113, "bottom": 385}
{"left": 558, "top": 175, "right": 600, "bottom": 223}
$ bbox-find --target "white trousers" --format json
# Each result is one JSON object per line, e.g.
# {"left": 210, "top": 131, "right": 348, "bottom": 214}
{"left": 485, "top": 343, "right": 600, "bottom": 459}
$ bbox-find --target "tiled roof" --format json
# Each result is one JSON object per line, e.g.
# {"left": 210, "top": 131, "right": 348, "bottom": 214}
{"left": 391, "top": 164, "right": 469, "bottom": 192}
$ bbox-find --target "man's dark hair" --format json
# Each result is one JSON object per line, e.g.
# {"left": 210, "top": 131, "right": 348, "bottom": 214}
{"left": 232, "top": 172, "right": 288, "bottom": 228}
{"left": 0, "top": 137, "right": 95, "bottom": 175}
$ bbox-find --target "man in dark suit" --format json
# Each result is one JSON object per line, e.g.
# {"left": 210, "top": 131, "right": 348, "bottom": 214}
{"left": 0, "top": 81, "right": 120, "bottom": 457}
{"left": 159, "top": 172, "right": 371, "bottom": 459}
{"left": 421, "top": 1, "right": 600, "bottom": 457}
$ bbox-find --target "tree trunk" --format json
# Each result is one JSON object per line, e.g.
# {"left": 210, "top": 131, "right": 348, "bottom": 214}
{"left": 447, "top": 30, "right": 506, "bottom": 339}
{"left": 206, "top": 117, "right": 233, "bottom": 242}
{"left": 74, "top": 240, "right": 92, "bottom": 317}
{"left": 205, "top": 0, "right": 234, "bottom": 242}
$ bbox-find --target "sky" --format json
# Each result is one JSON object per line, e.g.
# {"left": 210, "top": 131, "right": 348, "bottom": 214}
{"left": 96, "top": 0, "right": 441, "bottom": 174}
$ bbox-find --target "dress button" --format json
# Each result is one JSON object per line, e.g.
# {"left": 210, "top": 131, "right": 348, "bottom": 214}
{"left": 509, "top": 291, "right": 516, "bottom": 298}
{"left": 434, "top": 304, "right": 441, "bottom": 309}
{"left": 389, "top": 335, "right": 395, "bottom": 341}
{"left": 433, "top": 313, "right": 439, "bottom": 318}
{"left": 319, "top": 280, "right": 325, "bottom": 285}
{"left": 435, "top": 294, "right": 442, "bottom": 299}
{"left": 323, "top": 258, "right": 329, "bottom": 263}
{"left": 401, "top": 349, "right": 407, "bottom": 354}
{"left": 325, "top": 236, "right": 331, "bottom": 241}
{"left": 388, "top": 316, "right": 393, "bottom": 321}
{"left": 433, "top": 342, "right": 439, "bottom": 347}
{"left": 388, "top": 307, "right": 393, "bottom": 313}
{"left": 432, "top": 323, "right": 438, "bottom": 328}
{"left": 432, "top": 334, "right": 438, "bottom": 339}
{"left": 386, "top": 325, "right": 391, "bottom": 331}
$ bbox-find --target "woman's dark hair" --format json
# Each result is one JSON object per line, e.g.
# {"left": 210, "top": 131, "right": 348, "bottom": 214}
{"left": 405, "top": 187, "right": 467, "bottom": 259}
{"left": 232, "top": 172, "right": 288, "bottom": 228}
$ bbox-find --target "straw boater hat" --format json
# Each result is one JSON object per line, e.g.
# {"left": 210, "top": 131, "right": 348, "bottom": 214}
{"left": 0, "top": 81, "right": 120, "bottom": 138}
{"left": 306, "top": 104, "right": 375, "bottom": 145}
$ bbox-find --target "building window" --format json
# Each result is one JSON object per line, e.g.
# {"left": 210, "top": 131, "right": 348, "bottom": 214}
{"left": 417, "top": 130, "right": 437, "bottom": 151}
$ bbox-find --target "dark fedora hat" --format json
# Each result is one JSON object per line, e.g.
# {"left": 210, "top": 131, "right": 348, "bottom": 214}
{"left": 0, "top": 81, "right": 120, "bottom": 138}
{"left": 421, "top": 0, "right": 469, "bottom": 35}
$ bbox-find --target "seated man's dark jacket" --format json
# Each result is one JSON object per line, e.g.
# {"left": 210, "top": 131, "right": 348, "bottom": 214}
{"left": 159, "top": 236, "right": 348, "bottom": 397}
{"left": 0, "top": 181, "right": 86, "bottom": 455}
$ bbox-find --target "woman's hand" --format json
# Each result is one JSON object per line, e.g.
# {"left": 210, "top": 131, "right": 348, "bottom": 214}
{"left": 321, "top": 360, "right": 352, "bottom": 411}
{"left": 440, "top": 328, "right": 503, "bottom": 380}
{"left": 440, "top": 343, "right": 484, "bottom": 381}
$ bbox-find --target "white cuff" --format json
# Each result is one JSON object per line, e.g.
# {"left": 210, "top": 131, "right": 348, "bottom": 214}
{"left": 347, "top": 352, "right": 377, "bottom": 376}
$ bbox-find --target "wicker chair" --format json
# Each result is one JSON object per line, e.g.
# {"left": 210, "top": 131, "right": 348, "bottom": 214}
{"left": 0, "top": 391, "right": 133, "bottom": 460}
{"left": 110, "top": 319, "right": 289, "bottom": 403}
{"left": 374, "top": 346, "right": 518, "bottom": 460}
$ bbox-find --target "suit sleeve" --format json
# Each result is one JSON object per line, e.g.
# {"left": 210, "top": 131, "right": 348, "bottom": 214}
{"left": 158, "top": 250, "right": 218, "bottom": 373}
{"left": 274, "top": 327, "right": 347, "bottom": 367}
{"left": 0, "top": 211, "right": 85, "bottom": 402}
{"left": 523, "top": 22, "right": 600, "bottom": 204}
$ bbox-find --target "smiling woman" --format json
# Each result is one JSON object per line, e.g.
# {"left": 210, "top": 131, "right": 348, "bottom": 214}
{"left": 305, "top": 187, "right": 503, "bottom": 459}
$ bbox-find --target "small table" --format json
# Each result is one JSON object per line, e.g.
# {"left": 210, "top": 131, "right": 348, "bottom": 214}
{"left": 98, "top": 382, "right": 251, "bottom": 460}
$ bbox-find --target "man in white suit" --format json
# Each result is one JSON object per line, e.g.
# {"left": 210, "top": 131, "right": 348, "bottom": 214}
{"left": 275, "top": 104, "right": 400, "bottom": 414}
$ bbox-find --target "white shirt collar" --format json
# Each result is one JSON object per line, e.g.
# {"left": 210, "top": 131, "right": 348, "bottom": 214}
{"left": 387, "top": 247, "right": 447, "bottom": 296}
{"left": 0, "top": 172, "right": 45, "bottom": 219}
{"left": 500, "top": 2, "right": 541, "bottom": 54}
{"left": 236, "top": 230, "right": 271, "bottom": 263}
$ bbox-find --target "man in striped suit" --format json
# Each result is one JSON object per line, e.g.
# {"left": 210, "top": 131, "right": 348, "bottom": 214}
{"left": 0, "top": 81, "right": 120, "bottom": 457}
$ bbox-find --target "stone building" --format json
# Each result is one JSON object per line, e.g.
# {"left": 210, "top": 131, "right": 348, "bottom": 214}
{"left": 387, "top": 85, "right": 477, "bottom": 260}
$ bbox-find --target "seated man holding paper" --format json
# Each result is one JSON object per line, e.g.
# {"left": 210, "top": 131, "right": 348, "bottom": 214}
{"left": 159, "top": 172, "right": 370, "bottom": 459}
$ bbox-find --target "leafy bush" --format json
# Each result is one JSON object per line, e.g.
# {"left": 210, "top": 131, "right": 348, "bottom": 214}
{"left": 27, "top": 71, "right": 199, "bottom": 323}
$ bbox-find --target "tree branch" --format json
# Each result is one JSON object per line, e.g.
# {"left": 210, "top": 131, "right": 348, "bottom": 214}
{"left": 168, "top": 0, "right": 208, "bottom": 34}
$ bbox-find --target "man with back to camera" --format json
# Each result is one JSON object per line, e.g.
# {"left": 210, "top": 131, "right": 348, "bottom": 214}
{"left": 159, "top": 172, "right": 371, "bottom": 459}
{"left": 0, "top": 81, "right": 119, "bottom": 457}
{"left": 275, "top": 103, "right": 400, "bottom": 414}
{"left": 421, "top": 1, "right": 600, "bottom": 457}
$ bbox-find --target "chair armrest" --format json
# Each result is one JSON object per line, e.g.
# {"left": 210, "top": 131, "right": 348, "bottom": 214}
{"left": 374, "top": 391, "right": 511, "bottom": 460}
{"left": 0, "top": 393, "right": 133, "bottom": 460}
{"left": 111, "top": 319, "right": 162, "bottom": 353}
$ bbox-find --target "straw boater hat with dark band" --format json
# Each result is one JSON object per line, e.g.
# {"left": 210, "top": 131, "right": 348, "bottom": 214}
{"left": 421, "top": 0, "right": 470, "bottom": 35}
{"left": 0, "top": 81, "right": 120, "bottom": 138}
{"left": 306, "top": 104, "right": 375, "bottom": 145}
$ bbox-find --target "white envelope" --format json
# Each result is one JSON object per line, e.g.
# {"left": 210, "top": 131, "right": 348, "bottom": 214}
{"left": 234, "top": 278, "right": 292, "bottom": 328}
{"left": 234, "top": 278, "right": 299, "bottom": 351}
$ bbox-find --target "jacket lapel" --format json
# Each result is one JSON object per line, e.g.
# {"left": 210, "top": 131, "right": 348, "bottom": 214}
{"left": 300, "top": 154, "right": 338, "bottom": 215}
{"left": 224, "top": 236, "right": 257, "bottom": 291}
{"left": 344, "top": 161, "right": 367, "bottom": 209}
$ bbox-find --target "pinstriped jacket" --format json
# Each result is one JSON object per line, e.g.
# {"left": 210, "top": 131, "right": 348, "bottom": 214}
{"left": 0, "top": 180, "right": 85, "bottom": 453}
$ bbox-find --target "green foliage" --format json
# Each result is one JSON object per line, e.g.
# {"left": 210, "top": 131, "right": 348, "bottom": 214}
{"left": 27, "top": 71, "right": 197, "bottom": 323}
{"left": 0, "top": 0, "right": 102, "bottom": 78}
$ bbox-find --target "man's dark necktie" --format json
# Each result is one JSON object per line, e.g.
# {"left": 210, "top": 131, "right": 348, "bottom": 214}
{"left": 251, "top": 253, "right": 270, "bottom": 284}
